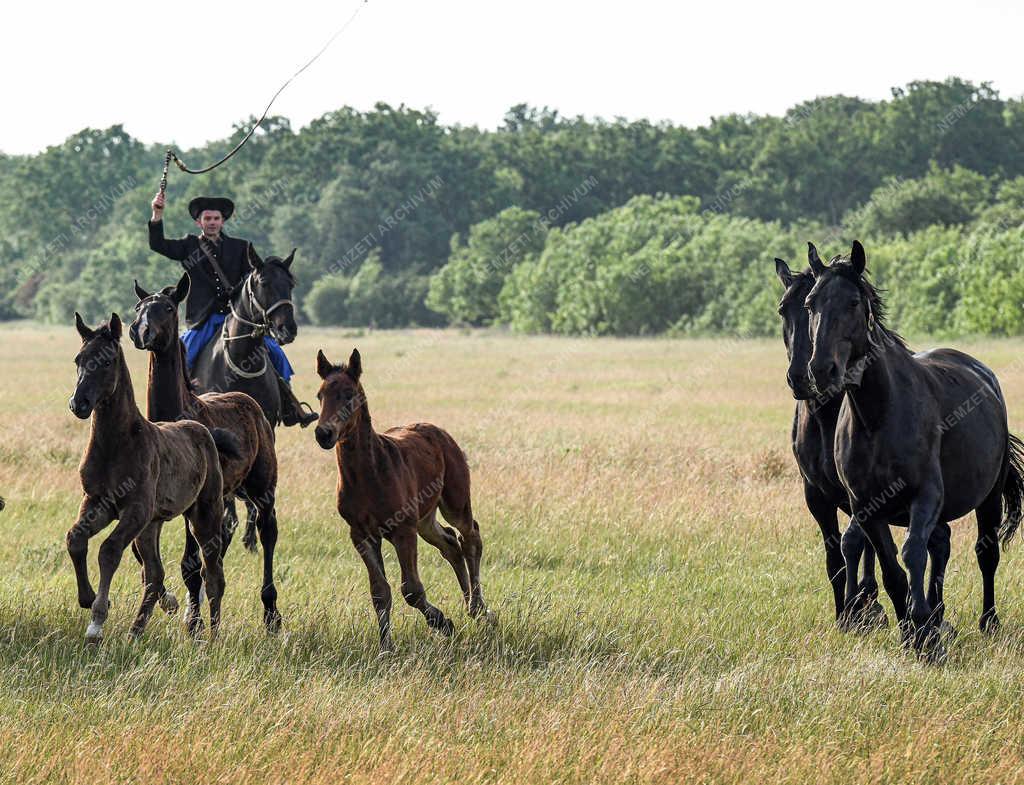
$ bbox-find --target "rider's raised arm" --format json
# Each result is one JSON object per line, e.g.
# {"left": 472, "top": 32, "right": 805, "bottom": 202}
{"left": 148, "top": 191, "right": 189, "bottom": 261}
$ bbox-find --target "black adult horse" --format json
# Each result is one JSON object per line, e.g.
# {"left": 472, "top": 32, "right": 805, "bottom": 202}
{"left": 774, "top": 255, "right": 886, "bottom": 630}
{"left": 192, "top": 248, "right": 298, "bottom": 427}
{"left": 805, "top": 240, "right": 1024, "bottom": 657}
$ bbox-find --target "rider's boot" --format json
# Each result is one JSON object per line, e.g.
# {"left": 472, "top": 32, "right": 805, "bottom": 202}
{"left": 276, "top": 372, "right": 318, "bottom": 428}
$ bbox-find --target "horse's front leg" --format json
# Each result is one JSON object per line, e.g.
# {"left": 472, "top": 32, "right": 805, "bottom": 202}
{"left": 803, "top": 485, "right": 846, "bottom": 624}
{"left": 87, "top": 503, "right": 152, "bottom": 643}
{"left": 839, "top": 519, "right": 887, "bottom": 630}
{"left": 66, "top": 495, "right": 116, "bottom": 610}
{"left": 858, "top": 517, "right": 910, "bottom": 631}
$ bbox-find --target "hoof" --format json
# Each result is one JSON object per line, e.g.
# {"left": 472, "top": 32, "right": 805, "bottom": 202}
{"left": 264, "top": 610, "right": 283, "bottom": 635}
{"left": 379, "top": 638, "right": 396, "bottom": 656}
{"left": 159, "top": 592, "right": 180, "bottom": 615}
{"left": 436, "top": 618, "right": 456, "bottom": 637}
{"left": 85, "top": 621, "right": 103, "bottom": 645}
{"left": 186, "top": 615, "right": 205, "bottom": 639}
{"left": 912, "top": 624, "right": 948, "bottom": 665}
{"left": 980, "top": 611, "right": 1000, "bottom": 634}
{"left": 478, "top": 608, "right": 498, "bottom": 626}
{"left": 938, "top": 620, "right": 958, "bottom": 642}
{"left": 838, "top": 600, "right": 888, "bottom": 634}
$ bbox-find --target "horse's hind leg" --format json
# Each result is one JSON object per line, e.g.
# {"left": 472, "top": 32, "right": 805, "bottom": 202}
{"left": 976, "top": 490, "right": 1003, "bottom": 633}
{"left": 252, "top": 491, "right": 281, "bottom": 633}
{"left": 181, "top": 527, "right": 206, "bottom": 634}
{"left": 439, "top": 500, "right": 490, "bottom": 621}
{"left": 221, "top": 497, "right": 240, "bottom": 553}
{"left": 128, "top": 521, "right": 168, "bottom": 639}
{"left": 926, "top": 521, "right": 952, "bottom": 627}
{"left": 185, "top": 502, "right": 226, "bottom": 639}
{"left": 417, "top": 509, "right": 471, "bottom": 611}
{"left": 393, "top": 526, "right": 454, "bottom": 637}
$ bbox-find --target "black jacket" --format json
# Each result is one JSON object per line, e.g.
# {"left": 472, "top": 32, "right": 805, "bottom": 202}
{"left": 148, "top": 220, "right": 254, "bottom": 328}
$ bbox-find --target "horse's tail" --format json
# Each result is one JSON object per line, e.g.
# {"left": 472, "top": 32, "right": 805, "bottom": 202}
{"left": 209, "top": 427, "right": 244, "bottom": 462}
{"left": 998, "top": 433, "right": 1024, "bottom": 548}
{"left": 0, "top": 496, "right": 5, "bottom": 513}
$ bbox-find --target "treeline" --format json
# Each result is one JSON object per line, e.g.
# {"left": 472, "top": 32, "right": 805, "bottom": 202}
{"left": 1, "top": 77, "right": 1023, "bottom": 335}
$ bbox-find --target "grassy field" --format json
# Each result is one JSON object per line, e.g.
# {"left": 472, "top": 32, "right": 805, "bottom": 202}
{"left": 5, "top": 323, "right": 1024, "bottom": 784}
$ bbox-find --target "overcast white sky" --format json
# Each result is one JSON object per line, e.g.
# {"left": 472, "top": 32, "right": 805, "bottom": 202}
{"left": 3, "top": 0, "right": 1022, "bottom": 155}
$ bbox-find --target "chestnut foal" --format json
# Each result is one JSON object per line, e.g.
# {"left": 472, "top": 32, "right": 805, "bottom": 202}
{"left": 314, "top": 348, "right": 493, "bottom": 651}
{"left": 68, "top": 313, "right": 232, "bottom": 642}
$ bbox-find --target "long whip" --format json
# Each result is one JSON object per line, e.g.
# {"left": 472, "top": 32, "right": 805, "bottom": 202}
{"left": 159, "top": 1, "right": 368, "bottom": 197}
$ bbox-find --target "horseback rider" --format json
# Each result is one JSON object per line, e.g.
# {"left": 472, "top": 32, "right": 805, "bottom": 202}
{"left": 148, "top": 191, "right": 318, "bottom": 427}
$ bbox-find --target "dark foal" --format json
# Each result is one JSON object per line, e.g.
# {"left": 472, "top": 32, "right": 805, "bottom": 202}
{"left": 67, "top": 313, "right": 232, "bottom": 642}
{"left": 313, "top": 348, "right": 493, "bottom": 652}
{"left": 774, "top": 257, "right": 886, "bottom": 630}
{"left": 805, "top": 241, "right": 1024, "bottom": 658}
{"left": 131, "top": 275, "right": 282, "bottom": 633}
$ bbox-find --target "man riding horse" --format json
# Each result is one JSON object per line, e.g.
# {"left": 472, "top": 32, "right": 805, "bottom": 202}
{"left": 148, "top": 191, "right": 317, "bottom": 427}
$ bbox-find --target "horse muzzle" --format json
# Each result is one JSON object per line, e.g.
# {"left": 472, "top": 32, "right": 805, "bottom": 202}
{"left": 69, "top": 394, "right": 93, "bottom": 420}
{"left": 314, "top": 425, "right": 337, "bottom": 449}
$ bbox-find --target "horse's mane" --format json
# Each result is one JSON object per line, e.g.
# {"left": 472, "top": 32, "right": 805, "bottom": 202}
{"left": 819, "top": 255, "right": 907, "bottom": 350}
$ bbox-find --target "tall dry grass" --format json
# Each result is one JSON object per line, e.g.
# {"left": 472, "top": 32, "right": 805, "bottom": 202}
{"left": 2, "top": 323, "right": 1024, "bottom": 783}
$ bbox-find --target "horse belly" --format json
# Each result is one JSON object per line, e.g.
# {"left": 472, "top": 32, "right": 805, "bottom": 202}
{"left": 153, "top": 429, "right": 207, "bottom": 518}
{"left": 938, "top": 409, "right": 1005, "bottom": 519}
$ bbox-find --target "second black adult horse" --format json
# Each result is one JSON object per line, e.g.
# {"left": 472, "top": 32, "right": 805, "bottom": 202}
{"left": 192, "top": 248, "right": 302, "bottom": 428}
{"left": 805, "top": 240, "right": 1024, "bottom": 658}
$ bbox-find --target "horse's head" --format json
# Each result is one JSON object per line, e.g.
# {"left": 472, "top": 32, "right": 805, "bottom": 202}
{"left": 247, "top": 247, "right": 298, "bottom": 345}
{"left": 130, "top": 275, "right": 189, "bottom": 353}
{"left": 805, "top": 240, "right": 879, "bottom": 396}
{"left": 313, "top": 348, "right": 365, "bottom": 449}
{"left": 775, "top": 248, "right": 820, "bottom": 400}
{"left": 70, "top": 312, "right": 125, "bottom": 419}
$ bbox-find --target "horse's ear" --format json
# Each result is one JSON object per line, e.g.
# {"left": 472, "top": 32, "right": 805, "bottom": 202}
{"left": 173, "top": 274, "right": 190, "bottom": 305}
{"left": 807, "top": 242, "right": 826, "bottom": 278}
{"left": 347, "top": 348, "right": 362, "bottom": 381}
{"left": 851, "top": 240, "right": 866, "bottom": 275}
{"left": 133, "top": 279, "right": 150, "bottom": 302}
{"left": 316, "top": 349, "right": 333, "bottom": 379}
{"left": 248, "top": 244, "right": 264, "bottom": 270}
{"left": 774, "top": 258, "right": 794, "bottom": 289}
{"left": 108, "top": 313, "right": 122, "bottom": 341}
{"left": 283, "top": 248, "right": 296, "bottom": 269}
{"left": 74, "top": 312, "right": 94, "bottom": 341}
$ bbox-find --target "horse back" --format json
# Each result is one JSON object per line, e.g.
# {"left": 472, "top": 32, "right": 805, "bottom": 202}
{"left": 195, "top": 390, "right": 275, "bottom": 493}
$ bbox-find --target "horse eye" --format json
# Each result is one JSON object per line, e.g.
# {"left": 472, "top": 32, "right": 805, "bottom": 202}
{"left": 166, "top": 305, "right": 174, "bottom": 313}
{"left": 851, "top": 300, "right": 861, "bottom": 309}
{"left": 104, "top": 360, "right": 111, "bottom": 367}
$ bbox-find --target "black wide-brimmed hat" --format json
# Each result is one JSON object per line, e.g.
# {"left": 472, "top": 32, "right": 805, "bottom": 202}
{"left": 188, "top": 196, "right": 235, "bottom": 221}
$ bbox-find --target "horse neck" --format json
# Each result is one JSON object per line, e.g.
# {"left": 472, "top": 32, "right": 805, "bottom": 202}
{"left": 799, "top": 394, "right": 841, "bottom": 441}
{"left": 336, "top": 404, "right": 381, "bottom": 485}
{"left": 844, "top": 336, "right": 906, "bottom": 433}
{"left": 147, "top": 338, "right": 193, "bottom": 422}
{"left": 91, "top": 352, "right": 143, "bottom": 444}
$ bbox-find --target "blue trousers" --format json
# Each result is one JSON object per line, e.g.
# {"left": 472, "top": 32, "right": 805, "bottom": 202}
{"left": 182, "top": 313, "right": 294, "bottom": 382}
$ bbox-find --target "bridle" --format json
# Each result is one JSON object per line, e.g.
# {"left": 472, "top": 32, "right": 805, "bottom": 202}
{"left": 222, "top": 272, "right": 295, "bottom": 379}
